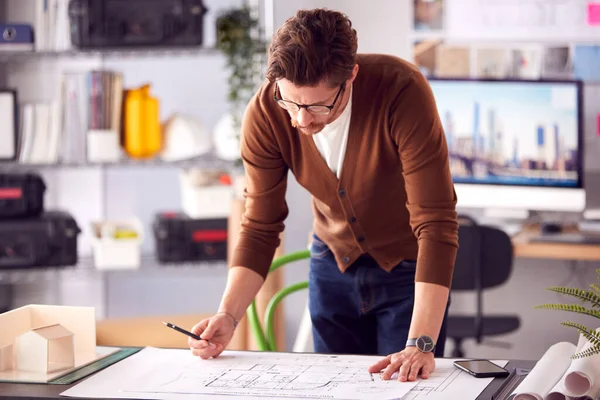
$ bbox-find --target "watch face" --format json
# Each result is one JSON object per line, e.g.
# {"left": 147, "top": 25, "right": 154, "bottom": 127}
{"left": 416, "top": 335, "right": 435, "bottom": 353}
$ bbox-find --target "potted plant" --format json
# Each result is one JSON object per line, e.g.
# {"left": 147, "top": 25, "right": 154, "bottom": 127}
{"left": 536, "top": 268, "right": 600, "bottom": 359}
{"left": 213, "top": 6, "right": 266, "bottom": 166}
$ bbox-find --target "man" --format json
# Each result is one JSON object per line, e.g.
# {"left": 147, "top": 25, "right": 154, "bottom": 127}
{"left": 189, "top": 8, "right": 458, "bottom": 383}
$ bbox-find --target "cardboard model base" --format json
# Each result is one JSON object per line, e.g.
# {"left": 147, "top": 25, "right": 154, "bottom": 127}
{"left": 0, "top": 305, "right": 117, "bottom": 383}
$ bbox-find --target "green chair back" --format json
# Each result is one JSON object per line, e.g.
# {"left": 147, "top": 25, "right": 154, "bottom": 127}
{"left": 246, "top": 250, "right": 311, "bottom": 351}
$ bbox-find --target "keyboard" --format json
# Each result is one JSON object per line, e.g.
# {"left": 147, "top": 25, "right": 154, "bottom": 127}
{"left": 530, "top": 232, "right": 600, "bottom": 245}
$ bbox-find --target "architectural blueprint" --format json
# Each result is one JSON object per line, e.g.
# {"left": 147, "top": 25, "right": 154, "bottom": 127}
{"left": 122, "top": 349, "right": 417, "bottom": 399}
{"left": 60, "top": 347, "right": 507, "bottom": 400}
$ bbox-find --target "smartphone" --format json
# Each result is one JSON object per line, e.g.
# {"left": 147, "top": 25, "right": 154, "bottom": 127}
{"left": 453, "top": 359, "right": 509, "bottom": 378}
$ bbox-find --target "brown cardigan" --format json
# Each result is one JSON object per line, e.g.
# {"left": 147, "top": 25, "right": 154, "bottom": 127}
{"left": 231, "top": 53, "right": 459, "bottom": 288}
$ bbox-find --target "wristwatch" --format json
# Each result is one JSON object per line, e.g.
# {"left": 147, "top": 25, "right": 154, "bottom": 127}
{"left": 406, "top": 335, "right": 435, "bottom": 353}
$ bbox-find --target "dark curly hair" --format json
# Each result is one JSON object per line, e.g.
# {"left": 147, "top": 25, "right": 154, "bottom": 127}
{"left": 266, "top": 8, "right": 358, "bottom": 88}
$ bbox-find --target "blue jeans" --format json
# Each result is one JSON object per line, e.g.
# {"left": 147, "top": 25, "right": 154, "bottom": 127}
{"left": 308, "top": 235, "right": 448, "bottom": 357}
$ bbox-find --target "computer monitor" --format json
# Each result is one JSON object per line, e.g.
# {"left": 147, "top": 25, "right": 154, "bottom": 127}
{"left": 427, "top": 78, "right": 585, "bottom": 213}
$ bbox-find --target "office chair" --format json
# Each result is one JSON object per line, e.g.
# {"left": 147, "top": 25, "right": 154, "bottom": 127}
{"left": 446, "top": 215, "right": 520, "bottom": 358}
{"left": 247, "top": 250, "right": 310, "bottom": 351}
{"left": 0, "top": 284, "right": 12, "bottom": 314}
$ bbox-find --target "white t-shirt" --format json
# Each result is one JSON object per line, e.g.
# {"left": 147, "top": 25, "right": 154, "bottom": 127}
{"left": 312, "top": 87, "right": 353, "bottom": 179}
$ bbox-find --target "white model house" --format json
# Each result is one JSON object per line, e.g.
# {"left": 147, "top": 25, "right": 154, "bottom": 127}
{"left": 0, "top": 343, "right": 12, "bottom": 372}
{"left": 15, "top": 324, "right": 75, "bottom": 373}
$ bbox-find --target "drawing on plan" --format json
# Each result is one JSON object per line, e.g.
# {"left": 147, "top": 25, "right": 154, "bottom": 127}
{"left": 401, "top": 360, "right": 508, "bottom": 399}
{"left": 402, "top": 365, "right": 463, "bottom": 399}
{"left": 123, "top": 351, "right": 417, "bottom": 400}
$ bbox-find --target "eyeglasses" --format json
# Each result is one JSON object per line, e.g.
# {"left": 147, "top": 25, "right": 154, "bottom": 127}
{"left": 273, "top": 83, "right": 345, "bottom": 115}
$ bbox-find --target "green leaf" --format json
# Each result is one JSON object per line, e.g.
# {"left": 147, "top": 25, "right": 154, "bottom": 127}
{"left": 590, "top": 284, "right": 600, "bottom": 296}
{"left": 573, "top": 346, "right": 600, "bottom": 359}
{"left": 215, "top": 5, "right": 266, "bottom": 118}
{"left": 546, "top": 286, "right": 600, "bottom": 308}
{"left": 535, "top": 303, "right": 600, "bottom": 319}
{"left": 561, "top": 322, "right": 600, "bottom": 359}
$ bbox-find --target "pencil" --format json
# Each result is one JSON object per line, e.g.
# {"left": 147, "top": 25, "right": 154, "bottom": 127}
{"left": 162, "top": 321, "right": 209, "bottom": 343}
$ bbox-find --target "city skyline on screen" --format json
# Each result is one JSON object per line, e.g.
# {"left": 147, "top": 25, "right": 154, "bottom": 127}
{"left": 428, "top": 79, "right": 581, "bottom": 187}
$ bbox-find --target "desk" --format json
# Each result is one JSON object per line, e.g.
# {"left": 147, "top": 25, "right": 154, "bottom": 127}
{"left": 512, "top": 227, "right": 600, "bottom": 261}
{"left": 0, "top": 359, "right": 535, "bottom": 400}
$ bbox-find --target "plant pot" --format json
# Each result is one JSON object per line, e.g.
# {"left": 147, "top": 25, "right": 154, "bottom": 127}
{"left": 213, "top": 112, "right": 242, "bottom": 162}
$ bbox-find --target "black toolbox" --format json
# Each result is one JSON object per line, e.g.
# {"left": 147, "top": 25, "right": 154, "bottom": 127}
{"left": 68, "top": 0, "right": 208, "bottom": 48}
{"left": 0, "top": 172, "right": 45, "bottom": 219}
{"left": 153, "top": 212, "right": 227, "bottom": 263}
{"left": 0, "top": 211, "right": 81, "bottom": 269}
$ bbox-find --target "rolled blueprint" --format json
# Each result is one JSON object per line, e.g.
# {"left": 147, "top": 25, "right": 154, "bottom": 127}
{"left": 544, "top": 375, "right": 571, "bottom": 400}
{"left": 570, "top": 373, "right": 600, "bottom": 399}
{"left": 512, "top": 341, "right": 577, "bottom": 400}
{"left": 562, "top": 329, "right": 600, "bottom": 397}
{"left": 545, "top": 334, "right": 589, "bottom": 400}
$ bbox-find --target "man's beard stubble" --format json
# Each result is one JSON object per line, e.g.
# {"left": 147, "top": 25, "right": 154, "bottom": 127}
{"left": 291, "top": 118, "right": 326, "bottom": 136}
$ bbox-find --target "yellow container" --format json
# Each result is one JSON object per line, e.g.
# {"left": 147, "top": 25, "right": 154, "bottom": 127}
{"left": 124, "top": 84, "right": 162, "bottom": 159}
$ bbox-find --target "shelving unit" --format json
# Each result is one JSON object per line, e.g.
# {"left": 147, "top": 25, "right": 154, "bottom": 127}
{"left": 0, "top": 0, "right": 268, "bottom": 326}
{"left": 0, "top": 255, "right": 228, "bottom": 285}
{"left": 0, "top": 46, "right": 222, "bottom": 62}
{"left": 0, "top": 39, "right": 235, "bottom": 315}
{"left": 0, "top": 153, "right": 235, "bottom": 171}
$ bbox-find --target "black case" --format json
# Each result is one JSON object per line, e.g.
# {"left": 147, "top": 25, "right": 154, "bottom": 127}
{"left": 0, "top": 211, "right": 81, "bottom": 269}
{"left": 68, "top": 0, "right": 208, "bottom": 48}
{"left": 153, "top": 212, "right": 227, "bottom": 263}
{"left": 0, "top": 173, "right": 46, "bottom": 219}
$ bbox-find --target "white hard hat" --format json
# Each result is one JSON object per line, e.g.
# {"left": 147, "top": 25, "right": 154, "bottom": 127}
{"left": 160, "top": 114, "right": 212, "bottom": 161}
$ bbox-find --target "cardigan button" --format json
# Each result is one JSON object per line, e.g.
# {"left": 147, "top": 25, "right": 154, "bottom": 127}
{"left": 357, "top": 236, "right": 365, "bottom": 242}
{"left": 338, "top": 189, "right": 346, "bottom": 197}
{"left": 343, "top": 256, "right": 350, "bottom": 263}
{"left": 348, "top": 216, "right": 357, "bottom": 223}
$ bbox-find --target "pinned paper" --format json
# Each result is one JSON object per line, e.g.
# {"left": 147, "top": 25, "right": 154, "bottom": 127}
{"left": 574, "top": 45, "right": 600, "bottom": 82}
{"left": 510, "top": 48, "right": 542, "bottom": 79}
{"left": 435, "top": 45, "right": 471, "bottom": 77}
{"left": 589, "top": 2, "right": 600, "bottom": 25}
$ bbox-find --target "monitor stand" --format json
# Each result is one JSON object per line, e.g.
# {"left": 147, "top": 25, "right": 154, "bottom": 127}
{"left": 479, "top": 208, "right": 530, "bottom": 237}
{"left": 483, "top": 208, "right": 529, "bottom": 221}
{"left": 480, "top": 209, "right": 573, "bottom": 238}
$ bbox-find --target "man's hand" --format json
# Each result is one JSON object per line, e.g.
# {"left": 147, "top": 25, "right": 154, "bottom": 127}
{"left": 189, "top": 266, "right": 264, "bottom": 360}
{"left": 368, "top": 347, "right": 435, "bottom": 382}
{"left": 188, "top": 313, "right": 236, "bottom": 359}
